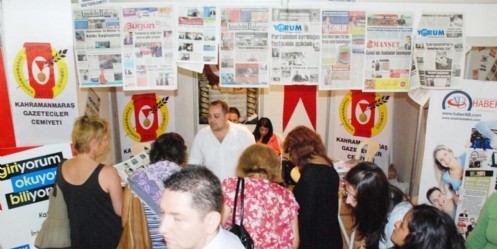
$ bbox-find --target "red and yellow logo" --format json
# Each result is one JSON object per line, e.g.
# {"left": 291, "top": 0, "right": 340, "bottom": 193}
{"left": 339, "top": 90, "right": 389, "bottom": 138}
{"left": 13, "top": 42, "right": 68, "bottom": 99}
{"left": 122, "top": 93, "right": 169, "bottom": 142}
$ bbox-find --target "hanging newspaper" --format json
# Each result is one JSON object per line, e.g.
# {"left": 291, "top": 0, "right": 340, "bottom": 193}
{"left": 270, "top": 8, "right": 321, "bottom": 85}
{"left": 362, "top": 12, "right": 413, "bottom": 92}
{"left": 219, "top": 7, "right": 270, "bottom": 88}
{"left": 320, "top": 10, "right": 366, "bottom": 90}
{"left": 73, "top": 7, "right": 123, "bottom": 88}
{"left": 413, "top": 13, "right": 464, "bottom": 89}
{"left": 177, "top": 6, "right": 218, "bottom": 64}
{"left": 465, "top": 46, "right": 497, "bottom": 81}
{"left": 121, "top": 7, "right": 177, "bottom": 91}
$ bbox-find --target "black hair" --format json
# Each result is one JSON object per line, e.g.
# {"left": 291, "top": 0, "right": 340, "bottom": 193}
{"left": 228, "top": 107, "right": 240, "bottom": 118}
{"left": 253, "top": 117, "right": 274, "bottom": 144}
{"left": 149, "top": 132, "right": 187, "bottom": 165}
{"left": 426, "top": 187, "right": 442, "bottom": 204}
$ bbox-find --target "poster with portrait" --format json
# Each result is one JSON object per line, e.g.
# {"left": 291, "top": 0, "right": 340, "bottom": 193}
{"left": 418, "top": 80, "right": 497, "bottom": 235}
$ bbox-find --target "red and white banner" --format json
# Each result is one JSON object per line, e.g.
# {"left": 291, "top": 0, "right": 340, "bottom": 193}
{"left": 332, "top": 90, "right": 393, "bottom": 171}
{"left": 2, "top": 0, "right": 79, "bottom": 147}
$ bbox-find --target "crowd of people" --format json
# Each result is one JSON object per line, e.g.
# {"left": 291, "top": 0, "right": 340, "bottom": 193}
{"left": 56, "top": 102, "right": 496, "bottom": 249}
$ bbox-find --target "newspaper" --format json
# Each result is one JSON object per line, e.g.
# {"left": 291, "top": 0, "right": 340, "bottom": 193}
{"left": 270, "top": 8, "right": 321, "bottom": 85}
{"left": 73, "top": 8, "right": 124, "bottom": 88}
{"left": 413, "top": 13, "right": 464, "bottom": 89}
{"left": 121, "top": 7, "right": 177, "bottom": 91}
{"left": 177, "top": 6, "right": 218, "bottom": 64}
{"left": 465, "top": 47, "right": 497, "bottom": 81}
{"left": 114, "top": 150, "right": 150, "bottom": 182}
{"left": 362, "top": 12, "right": 413, "bottom": 92}
{"left": 320, "top": 10, "right": 365, "bottom": 90}
{"left": 219, "top": 7, "right": 270, "bottom": 87}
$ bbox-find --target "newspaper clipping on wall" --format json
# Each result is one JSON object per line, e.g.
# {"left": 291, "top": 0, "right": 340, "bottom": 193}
{"left": 73, "top": 8, "right": 123, "bottom": 88}
{"left": 121, "top": 7, "right": 177, "bottom": 91}
{"left": 177, "top": 6, "right": 218, "bottom": 64}
{"left": 465, "top": 46, "right": 497, "bottom": 81}
{"left": 219, "top": 8, "right": 270, "bottom": 88}
{"left": 270, "top": 8, "right": 321, "bottom": 85}
{"left": 413, "top": 13, "right": 464, "bottom": 89}
{"left": 362, "top": 12, "right": 413, "bottom": 92}
{"left": 320, "top": 10, "right": 366, "bottom": 90}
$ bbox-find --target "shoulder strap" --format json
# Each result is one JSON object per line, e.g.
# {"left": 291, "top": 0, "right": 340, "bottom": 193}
{"left": 53, "top": 158, "right": 67, "bottom": 197}
{"left": 231, "top": 177, "right": 246, "bottom": 225}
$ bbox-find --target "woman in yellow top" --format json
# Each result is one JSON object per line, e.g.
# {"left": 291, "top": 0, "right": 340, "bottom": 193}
{"left": 253, "top": 117, "right": 280, "bottom": 156}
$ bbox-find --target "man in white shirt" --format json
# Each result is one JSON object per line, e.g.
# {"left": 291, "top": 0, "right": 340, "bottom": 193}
{"left": 188, "top": 100, "right": 255, "bottom": 180}
{"left": 159, "top": 167, "right": 244, "bottom": 249}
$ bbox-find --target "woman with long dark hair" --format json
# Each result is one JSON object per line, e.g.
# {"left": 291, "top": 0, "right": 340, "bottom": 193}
{"left": 344, "top": 162, "right": 412, "bottom": 249}
{"left": 253, "top": 117, "right": 280, "bottom": 155}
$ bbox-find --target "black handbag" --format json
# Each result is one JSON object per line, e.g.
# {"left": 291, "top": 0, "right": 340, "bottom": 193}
{"left": 228, "top": 177, "right": 254, "bottom": 249}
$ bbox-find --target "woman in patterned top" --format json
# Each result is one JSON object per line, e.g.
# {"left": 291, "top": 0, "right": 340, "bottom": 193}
{"left": 222, "top": 144, "right": 300, "bottom": 249}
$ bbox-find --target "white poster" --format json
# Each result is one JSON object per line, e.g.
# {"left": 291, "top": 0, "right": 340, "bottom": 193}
{"left": 3, "top": 0, "right": 79, "bottom": 147}
{"left": 331, "top": 90, "right": 393, "bottom": 171}
{"left": 116, "top": 91, "right": 175, "bottom": 161}
{"left": 0, "top": 144, "right": 73, "bottom": 249}
{"left": 418, "top": 80, "right": 497, "bottom": 233}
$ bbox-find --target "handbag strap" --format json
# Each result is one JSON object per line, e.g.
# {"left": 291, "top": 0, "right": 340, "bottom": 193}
{"left": 231, "top": 177, "right": 246, "bottom": 226}
{"left": 53, "top": 159, "right": 67, "bottom": 197}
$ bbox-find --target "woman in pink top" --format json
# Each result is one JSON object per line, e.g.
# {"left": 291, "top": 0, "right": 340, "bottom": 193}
{"left": 222, "top": 144, "right": 299, "bottom": 249}
{"left": 253, "top": 117, "right": 281, "bottom": 156}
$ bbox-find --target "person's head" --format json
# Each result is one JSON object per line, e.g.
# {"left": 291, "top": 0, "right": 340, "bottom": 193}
{"left": 405, "top": 35, "right": 411, "bottom": 43}
{"left": 433, "top": 145, "right": 456, "bottom": 171}
{"left": 388, "top": 164, "right": 399, "bottom": 180}
{"left": 253, "top": 117, "right": 274, "bottom": 143}
{"left": 236, "top": 144, "right": 280, "bottom": 181}
{"left": 149, "top": 133, "right": 187, "bottom": 166}
{"left": 391, "top": 204, "right": 464, "bottom": 249}
{"left": 159, "top": 166, "right": 222, "bottom": 249}
{"left": 344, "top": 162, "right": 393, "bottom": 247}
{"left": 283, "top": 125, "right": 331, "bottom": 167}
{"left": 71, "top": 115, "right": 110, "bottom": 156}
{"left": 426, "top": 187, "right": 446, "bottom": 209}
{"left": 227, "top": 107, "right": 240, "bottom": 123}
{"left": 208, "top": 100, "right": 229, "bottom": 132}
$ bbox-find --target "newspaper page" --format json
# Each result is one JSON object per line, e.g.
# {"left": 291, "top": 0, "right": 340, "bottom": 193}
{"left": 362, "top": 12, "right": 413, "bottom": 92}
{"left": 270, "top": 8, "right": 321, "bottom": 85}
{"left": 219, "top": 8, "right": 270, "bottom": 88}
{"left": 320, "top": 10, "right": 365, "bottom": 90}
{"left": 114, "top": 150, "right": 150, "bottom": 182}
{"left": 177, "top": 6, "right": 218, "bottom": 64}
{"left": 73, "top": 8, "right": 123, "bottom": 88}
{"left": 78, "top": 0, "right": 108, "bottom": 8}
{"left": 465, "top": 47, "right": 497, "bottom": 81}
{"left": 122, "top": 7, "right": 177, "bottom": 91}
{"left": 414, "top": 13, "right": 464, "bottom": 89}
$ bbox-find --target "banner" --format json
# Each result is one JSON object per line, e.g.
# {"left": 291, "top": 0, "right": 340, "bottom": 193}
{"left": 418, "top": 80, "right": 497, "bottom": 235}
{"left": 116, "top": 91, "right": 175, "bottom": 161}
{"left": 332, "top": 90, "right": 393, "bottom": 171}
{"left": 0, "top": 144, "right": 73, "bottom": 249}
{"left": 3, "top": 0, "right": 79, "bottom": 147}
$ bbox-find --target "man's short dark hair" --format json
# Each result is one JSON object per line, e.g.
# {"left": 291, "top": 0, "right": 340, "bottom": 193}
{"left": 209, "top": 100, "right": 229, "bottom": 114}
{"left": 426, "top": 186, "right": 442, "bottom": 204}
{"left": 163, "top": 166, "right": 223, "bottom": 216}
{"left": 228, "top": 107, "right": 240, "bottom": 118}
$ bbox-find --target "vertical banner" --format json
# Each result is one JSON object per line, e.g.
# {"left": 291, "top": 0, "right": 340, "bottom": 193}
{"left": 3, "top": 0, "right": 79, "bottom": 147}
{"left": 418, "top": 80, "right": 497, "bottom": 233}
{"left": 0, "top": 144, "right": 73, "bottom": 249}
{"left": 116, "top": 91, "right": 175, "bottom": 160}
{"left": 332, "top": 90, "right": 393, "bottom": 170}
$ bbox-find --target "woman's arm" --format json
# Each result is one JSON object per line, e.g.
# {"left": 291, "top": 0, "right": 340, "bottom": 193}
{"left": 291, "top": 216, "right": 299, "bottom": 249}
{"left": 221, "top": 204, "right": 232, "bottom": 226}
{"left": 101, "top": 165, "right": 123, "bottom": 216}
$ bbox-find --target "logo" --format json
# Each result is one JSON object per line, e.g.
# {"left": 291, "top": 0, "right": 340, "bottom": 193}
{"left": 442, "top": 90, "right": 472, "bottom": 111}
{"left": 273, "top": 24, "right": 303, "bottom": 32}
{"left": 13, "top": 42, "right": 68, "bottom": 99}
{"left": 417, "top": 29, "right": 445, "bottom": 37}
{"left": 339, "top": 91, "right": 389, "bottom": 138}
{"left": 122, "top": 93, "right": 169, "bottom": 142}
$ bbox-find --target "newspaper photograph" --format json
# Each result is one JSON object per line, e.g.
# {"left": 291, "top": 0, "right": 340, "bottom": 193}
{"left": 362, "top": 12, "right": 413, "bottom": 92}
{"left": 465, "top": 46, "right": 497, "bottom": 81}
{"left": 270, "top": 8, "right": 321, "bottom": 85}
{"left": 73, "top": 8, "right": 124, "bottom": 88}
{"left": 320, "top": 10, "right": 366, "bottom": 90}
{"left": 219, "top": 7, "right": 270, "bottom": 88}
{"left": 121, "top": 7, "right": 177, "bottom": 91}
{"left": 414, "top": 13, "right": 465, "bottom": 89}
{"left": 177, "top": 6, "right": 218, "bottom": 64}
{"left": 114, "top": 150, "right": 150, "bottom": 182}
